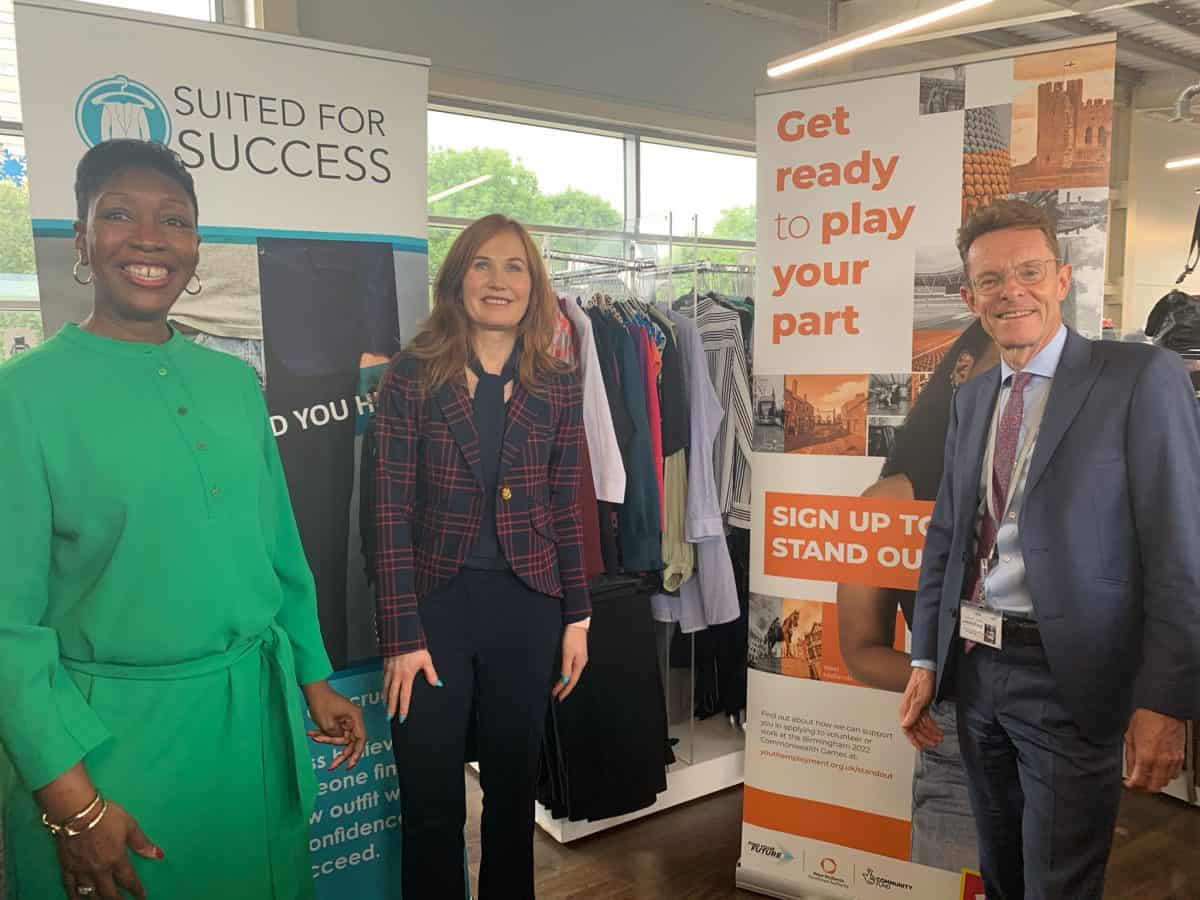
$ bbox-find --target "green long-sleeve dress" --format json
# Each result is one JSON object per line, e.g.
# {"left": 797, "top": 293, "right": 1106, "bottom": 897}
{"left": 0, "top": 324, "right": 332, "bottom": 899}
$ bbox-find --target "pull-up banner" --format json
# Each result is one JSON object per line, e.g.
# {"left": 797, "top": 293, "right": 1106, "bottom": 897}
{"left": 741, "top": 37, "right": 1115, "bottom": 899}
{"left": 14, "top": 2, "right": 430, "bottom": 896}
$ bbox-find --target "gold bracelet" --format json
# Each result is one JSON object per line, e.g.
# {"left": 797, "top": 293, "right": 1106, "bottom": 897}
{"left": 40, "top": 793, "right": 101, "bottom": 836}
{"left": 61, "top": 799, "right": 109, "bottom": 837}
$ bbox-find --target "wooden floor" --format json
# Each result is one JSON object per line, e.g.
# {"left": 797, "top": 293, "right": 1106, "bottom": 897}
{"left": 466, "top": 772, "right": 1200, "bottom": 899}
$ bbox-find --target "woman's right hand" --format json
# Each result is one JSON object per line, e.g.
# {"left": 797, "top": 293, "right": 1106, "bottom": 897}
{"left": 54, "top": 799, "right": 161, "bottom": 900}
{"left": 382, "top": 650, "right": 441, "bottom": 723}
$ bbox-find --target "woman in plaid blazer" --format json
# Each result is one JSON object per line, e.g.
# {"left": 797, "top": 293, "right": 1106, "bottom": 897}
{"left": 372, "top": 214, "right": 590, "bottom": 898}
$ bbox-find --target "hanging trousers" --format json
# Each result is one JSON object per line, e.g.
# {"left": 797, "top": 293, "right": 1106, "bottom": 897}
{"left": 390, "top": 568, "right": 562, "bottom": 899}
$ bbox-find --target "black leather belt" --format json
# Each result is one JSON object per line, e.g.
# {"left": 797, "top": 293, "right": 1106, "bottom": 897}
{"left": 959, "top": 601, "right": 1042, "bottom": 647}
{"left": 1001, "top": 615, "right": 1041, "bottom": 646}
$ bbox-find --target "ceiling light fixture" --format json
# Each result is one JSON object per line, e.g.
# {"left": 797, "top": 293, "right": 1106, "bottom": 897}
{"left": 766, "top": 0, "right": 995, "bottom": 79}
{"left": 1165, "top": 155, "right": 1200, "bottom": 171}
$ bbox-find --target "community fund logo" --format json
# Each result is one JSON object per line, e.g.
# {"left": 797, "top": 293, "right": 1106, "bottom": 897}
{"left": 746, "top": 840, "right": 796, "bottom": 863}
{"left": 808, "top": 855, "right": 852, "bottom": 890}
{"left": 75, "top": 75, "right": 172, "bottom": 147}
{"left": 861, "top": 866, "right": 914, "bottom": 892}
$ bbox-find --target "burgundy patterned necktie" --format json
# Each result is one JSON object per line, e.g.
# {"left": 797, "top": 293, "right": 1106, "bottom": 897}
{"left": 965, "top": 371, "right": 1033, "bottom": 606}
{"left": 992, "top": 371, "right": 1033, "bottom": 509}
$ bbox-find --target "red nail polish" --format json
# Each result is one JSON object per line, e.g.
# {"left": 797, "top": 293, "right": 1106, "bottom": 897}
{"left": 154, "top": 848, "right": 165, "bottom": 860}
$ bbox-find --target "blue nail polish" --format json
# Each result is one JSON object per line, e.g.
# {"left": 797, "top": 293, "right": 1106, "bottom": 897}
{"left": 399, "top": 714, "right": 407, "bottom": 724}
{"left": 435, "top": 679, "right": 444, "bottom": 687}
{"left": 561, "top": 675, "right": 570, "bottom": 684}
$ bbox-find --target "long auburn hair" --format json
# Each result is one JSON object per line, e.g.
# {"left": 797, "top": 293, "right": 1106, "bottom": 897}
{"left": 404, "top": 214, "right": 568, "bottom": 395}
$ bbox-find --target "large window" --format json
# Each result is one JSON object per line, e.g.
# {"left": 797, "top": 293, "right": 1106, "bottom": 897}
{"left": 429, "top": 111, "right": 625, "bottom": 228}
{"left": 639, "top": 140, "right": 756, "bottom": 241}
{"left": 427, "top": 108, "right": 756, "bottom": 291}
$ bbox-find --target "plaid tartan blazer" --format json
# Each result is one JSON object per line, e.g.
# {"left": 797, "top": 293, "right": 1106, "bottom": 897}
{"left": 372, "top": 354, "right": 591, "bottom": 656}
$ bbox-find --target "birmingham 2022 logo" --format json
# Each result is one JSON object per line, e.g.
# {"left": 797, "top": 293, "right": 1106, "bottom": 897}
{"left": 75, "top": 75, "right": 172, "bottom": 147}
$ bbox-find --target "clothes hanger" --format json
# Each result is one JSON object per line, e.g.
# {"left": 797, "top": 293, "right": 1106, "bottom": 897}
{"left": 89, "top": 77, "right": 154, "bottom": 107}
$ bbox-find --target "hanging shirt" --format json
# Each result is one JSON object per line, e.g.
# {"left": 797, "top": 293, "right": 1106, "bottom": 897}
{"left": 634, "top": 325, "right": 666, "bottom": 525}
{"left": 550, "top": 304, "right": 605, "bottom": 580}
{"left": 595, "top": 311, "right": 662, "bottom": 572}
{"left": 561, "top": 298, "right": 627, "bottom": 504}
{"left": 675, "top": 295, "right": 753, "bottom": 530}
{"left": 660, "top": 450, "right": 694, "bottom": 592}
{"left": 652, "top": 316, "right": 690, "bottom": 458}
{"left": 651, "top": 311, "right": 740, "bottom": 631}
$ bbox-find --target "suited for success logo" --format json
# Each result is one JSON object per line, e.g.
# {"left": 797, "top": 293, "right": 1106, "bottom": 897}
{"left": 808, "top": 856, "right": 852, "bottom": 890}
{"left": 75, "top": 75, "right": 172, "bottom": 147}
{"left": 861, "top": 867, "right": 913, "bottom": 892}
{"left": 746, "top": 841, "right": 796, "bottom": 864}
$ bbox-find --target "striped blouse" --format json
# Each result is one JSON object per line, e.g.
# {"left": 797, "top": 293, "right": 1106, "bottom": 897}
{"left": 675, "top": 294, "right": 753, "bottom": 529}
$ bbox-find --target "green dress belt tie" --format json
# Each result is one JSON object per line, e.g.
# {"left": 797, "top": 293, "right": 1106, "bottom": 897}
{"left": 59, "top": 624, "right": 314, "bottom": 899}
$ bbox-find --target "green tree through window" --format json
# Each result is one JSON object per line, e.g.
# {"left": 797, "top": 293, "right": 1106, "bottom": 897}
{"left": 0, "top": 180, "right": 34, "bottom": 274}
{"left": 427, "top": 146, "right": 622, "bottom": 280}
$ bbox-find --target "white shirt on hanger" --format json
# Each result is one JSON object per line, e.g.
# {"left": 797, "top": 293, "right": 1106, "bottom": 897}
{"left": 561, "top": 298, "right": 627, "bottom": 504}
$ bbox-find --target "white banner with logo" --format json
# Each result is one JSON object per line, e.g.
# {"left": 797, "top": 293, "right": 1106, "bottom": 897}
{"left": 739, "top": 38, "right": 1115, "bottom": 900}
{"left": 14, "top": 1, "right": 430, "bottom": 896}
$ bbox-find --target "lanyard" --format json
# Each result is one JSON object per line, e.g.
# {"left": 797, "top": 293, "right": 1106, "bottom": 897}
{"left": 980, "top": 374, "right": 1051, "bottom": 527}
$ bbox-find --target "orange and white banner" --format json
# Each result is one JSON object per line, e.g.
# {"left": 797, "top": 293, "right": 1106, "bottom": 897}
{"left": 739, "top": 37, "right": 1115, "bottom": 899}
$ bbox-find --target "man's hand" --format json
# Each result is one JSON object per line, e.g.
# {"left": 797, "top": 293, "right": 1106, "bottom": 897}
{"left": 1124, "top": 708, "right": 1186, "bottom": 792}
{"left": 899, "top": 667, "right": 944, "bottom": 751}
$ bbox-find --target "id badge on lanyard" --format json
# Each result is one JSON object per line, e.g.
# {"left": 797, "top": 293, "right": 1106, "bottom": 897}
{"left": 960, "top": 378, "right": 1047, "bottom": 650}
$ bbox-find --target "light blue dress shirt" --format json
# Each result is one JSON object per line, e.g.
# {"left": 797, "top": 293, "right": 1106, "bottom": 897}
{"left": 912, "top": 325, "right": 1067, "bottom": 671}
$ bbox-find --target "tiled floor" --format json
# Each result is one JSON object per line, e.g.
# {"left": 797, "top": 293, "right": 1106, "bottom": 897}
{"left": 465, "top": 772, "right": 1200, "bottom": 899}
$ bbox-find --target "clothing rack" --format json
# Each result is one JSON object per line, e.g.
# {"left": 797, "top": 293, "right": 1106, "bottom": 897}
{"left": 550, "top": 251, "right": 752, "bottom": 307}
{"left": 530, "top": 228, "right": 752, "bottom": 842}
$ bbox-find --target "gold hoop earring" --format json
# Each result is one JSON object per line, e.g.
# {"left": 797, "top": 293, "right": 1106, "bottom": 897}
{"left": 72, "top": 253, "right": 93, "bottom": 285}
{"left": 184, "top": 273, "right": 203, "bottom": 296}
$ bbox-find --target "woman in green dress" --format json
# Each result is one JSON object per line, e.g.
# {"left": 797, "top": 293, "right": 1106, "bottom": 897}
{"left": 0, "top": 139, "right": 366, "bottom": 900}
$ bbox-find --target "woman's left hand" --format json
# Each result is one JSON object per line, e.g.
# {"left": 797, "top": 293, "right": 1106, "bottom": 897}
{"left": 552, "top": 625, "right": 588, "bottom": 702}
{"left": 303, "top": 681, "right": 367, "bottom": 771}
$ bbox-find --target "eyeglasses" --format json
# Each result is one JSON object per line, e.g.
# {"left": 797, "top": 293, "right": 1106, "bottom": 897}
{"left": 969, "top": 258, "right": 1059, "bottom": 296}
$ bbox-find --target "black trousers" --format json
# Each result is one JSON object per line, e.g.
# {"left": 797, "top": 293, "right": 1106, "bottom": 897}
{"left": 955, "top": 638, "right": 1123, "bottom": 900}
{"left": 265, "top": 358, "right": 358, "bottom": 670}
{"left": 391, "top": 569, "right": 562, "bottom": 899}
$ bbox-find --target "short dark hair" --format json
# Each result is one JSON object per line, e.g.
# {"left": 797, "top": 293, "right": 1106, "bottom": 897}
{"left": 74, "top": 139, "right": 198, "bottom": 222}
{"left": 956, "top": 198, "right": 1059, "bottom": 270}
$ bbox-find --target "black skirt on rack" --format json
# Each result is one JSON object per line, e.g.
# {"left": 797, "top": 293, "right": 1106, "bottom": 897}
{"left": 538, "top": 576, "right": 671, "bottom": 822}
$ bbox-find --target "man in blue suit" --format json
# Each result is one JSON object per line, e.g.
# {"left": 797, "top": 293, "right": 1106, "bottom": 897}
{"left": 900, "top": 199, "right": 1200, "bottom": 899}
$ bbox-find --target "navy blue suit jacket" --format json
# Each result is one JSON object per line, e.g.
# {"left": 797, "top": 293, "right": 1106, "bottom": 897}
{"left": 912, "top": 329, "right": 1200, "bottom": 740}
